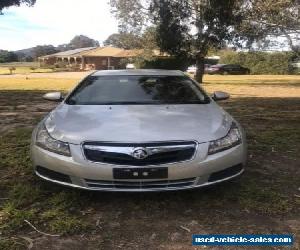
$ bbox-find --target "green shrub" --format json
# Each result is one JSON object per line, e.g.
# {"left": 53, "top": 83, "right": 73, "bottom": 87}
{"left": 8, "top": 67, "right": 16, "bottom": 74}
{"left": 219, "top": 51, "right": 297, "bottom": 74}
{"left": 54, "top": 61, "right": 68, "bottom": 68}
{"left": 119, "top": 58, "right": 132, "bottom": 68}
{"left": 135, "top": 56, "right": 192, "bottom": 71}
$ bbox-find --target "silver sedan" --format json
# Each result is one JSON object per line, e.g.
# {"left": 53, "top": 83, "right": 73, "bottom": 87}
{"left": 31, "top": 70, "right": 247, "bottom": 191}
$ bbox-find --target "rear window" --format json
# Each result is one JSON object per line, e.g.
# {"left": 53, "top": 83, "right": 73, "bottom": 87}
{"left": 66, "top": 75, "right": 209, "bottom": 105}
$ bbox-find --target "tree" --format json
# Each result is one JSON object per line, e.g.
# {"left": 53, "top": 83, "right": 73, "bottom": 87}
{"left": 110, "top": 0, "right": 243, "bottom": 82}
{"left": 104, "top": 28, "right": 158, "bottom": 50}
{"left": 240, "top": 0, "right": 300, "bottom": 55}
{"left": 0, "top": 50, "right": 18, "bottom": 63}
{"left": 32, "top": 45, "right": 58, "bottom": 58}
{"left": 104, "top": 32, "right": 143, "bottom": 49}
{"left": 141, "top": 26, "right": 158, "bottom": 51}
{"left": 0, "top": 0, "right": 36, "bottom": 13}
{"left": 68, "top": 35, "right": 99, "bottom": 49}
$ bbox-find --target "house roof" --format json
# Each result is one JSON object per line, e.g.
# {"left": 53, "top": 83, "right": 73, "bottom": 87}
{"left": 80, "top": 47, "right": 141, "bottom": 58}
{"left": 80, "top": 47, "right": 123, "bottom": 57}
{"left": 39, "top": 47, "right": 96, "bottom": 59}
{"left": 114, "top": 49, "right": 143, "bottom": 58}
{"left": 38, "top": 46, "right": 166, "bottom": 59}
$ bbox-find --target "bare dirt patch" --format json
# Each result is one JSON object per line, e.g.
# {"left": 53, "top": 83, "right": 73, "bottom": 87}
{"left": 0, "top": 91, "right": 57, "bottom": 133}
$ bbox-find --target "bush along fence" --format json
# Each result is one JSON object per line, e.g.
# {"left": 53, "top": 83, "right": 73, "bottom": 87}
{"left": 219, "top": 51, "right": 299, "bottom": 75}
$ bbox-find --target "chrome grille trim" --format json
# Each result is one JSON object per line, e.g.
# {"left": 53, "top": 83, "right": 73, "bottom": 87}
{"left": 82, "top": 141, "right": 197, "bottom": 166}
{"left": 83, "top": 144, "right": 195, "bottom": 156}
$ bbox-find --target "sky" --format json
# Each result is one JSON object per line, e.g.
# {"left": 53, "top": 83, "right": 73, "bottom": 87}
{"left": 0, "top": 0, "right": 119, "bottom": 51}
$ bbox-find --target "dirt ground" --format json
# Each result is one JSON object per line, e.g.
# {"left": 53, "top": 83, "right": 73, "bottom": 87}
{"left": 0, "top": 74, "right": 299, "bottom": 250}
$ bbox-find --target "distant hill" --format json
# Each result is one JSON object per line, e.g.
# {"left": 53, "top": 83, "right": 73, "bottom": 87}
{"left": 14, "top": 47, "right": 36, "bottom": 59}
{"left": 1, "top": 35, "right": 100, "bottom": 62}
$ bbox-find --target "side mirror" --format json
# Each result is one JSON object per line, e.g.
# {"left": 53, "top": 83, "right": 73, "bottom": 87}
{"left": 212, "top": 91, "right": 230, "bottom": 101}
{"left": 43, "top": 92, "right": 63, "bottom": 101}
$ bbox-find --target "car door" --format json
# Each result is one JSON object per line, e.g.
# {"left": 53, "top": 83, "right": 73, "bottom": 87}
{"left": 229, "top": 65, "right": 241, "bottom": 74}
{"left": 222, "top": 65, "right": 232, "bottom": 74}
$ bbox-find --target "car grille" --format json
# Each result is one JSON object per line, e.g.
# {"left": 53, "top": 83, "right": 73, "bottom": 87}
{"left": 85, "top": 177, "right": 196, "bottom": 190}
{"left": 83, "top": 141, "right": 197, "bottom": 166}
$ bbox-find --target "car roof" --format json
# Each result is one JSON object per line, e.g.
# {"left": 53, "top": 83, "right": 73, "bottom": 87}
{"left": 91, "top": 69, "right": 184, "bottom": 76}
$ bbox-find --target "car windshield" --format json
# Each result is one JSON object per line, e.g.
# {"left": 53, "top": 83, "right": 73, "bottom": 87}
{"left": 66, "top": 75, "right": 209, "bottom": 105}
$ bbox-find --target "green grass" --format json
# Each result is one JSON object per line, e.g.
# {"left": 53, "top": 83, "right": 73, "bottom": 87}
{"left": 0, "top": 128, "right": 89, "bottom": 238}
{"left": 235, "top": 179, "right": 293, "bottom": 214}
{"left": 0, "top": 238, "right": 26, "bottom": 250}
{"left": 0, "top": 114, "right": 298, "bottom": 242}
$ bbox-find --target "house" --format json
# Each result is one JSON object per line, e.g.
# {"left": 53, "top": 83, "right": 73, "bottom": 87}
{"left": 38, "top": 46, "right": 141, "bottom": 70}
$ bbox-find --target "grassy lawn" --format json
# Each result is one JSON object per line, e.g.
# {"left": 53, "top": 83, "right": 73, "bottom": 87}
{"left": 0, "top": 67, "right": 54, "bottom": 75}
{"left": 0, "top": 73, "right": 299, "bottom": 95}
{"left": 0, "top": 78, "right": 78, "bottom": 91}
{"left": 0, "top": 74, "right": 299, "bottom": 249}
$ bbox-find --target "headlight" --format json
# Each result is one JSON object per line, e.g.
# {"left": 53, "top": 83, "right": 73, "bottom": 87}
{"left": 36, "top": 124, "right": 71, "bottom": 156}
{"left": 208, "top": 122, "right": 242, "bottom": 155}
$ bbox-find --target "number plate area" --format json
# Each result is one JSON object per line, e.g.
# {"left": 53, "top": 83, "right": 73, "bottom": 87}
{"left": 113, "top": 167, "right": 168, "bottom": 179}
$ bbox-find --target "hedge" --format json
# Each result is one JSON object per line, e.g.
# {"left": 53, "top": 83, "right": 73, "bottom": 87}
{"left": 126, "top": 50, "right": 299, "bottom": 74}
{"left": 135, "top": 56, "right": 192, "bottom": 71}
{"left": 219, "top": 51, "right": 298, "bottom": 74}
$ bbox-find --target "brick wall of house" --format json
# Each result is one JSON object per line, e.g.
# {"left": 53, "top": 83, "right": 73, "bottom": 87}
{"left": 84, "top": 57, "right": 123, "bottom": 70}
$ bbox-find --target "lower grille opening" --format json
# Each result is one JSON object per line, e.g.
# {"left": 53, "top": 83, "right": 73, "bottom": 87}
{"left": 208, "top": 164, "right": 243, "bottom": 182}
{"left": 85, "top": 177, "right": 196, "bottom": 189}
{"left": 36, "top": 166, "right": 71, "bottom": 183}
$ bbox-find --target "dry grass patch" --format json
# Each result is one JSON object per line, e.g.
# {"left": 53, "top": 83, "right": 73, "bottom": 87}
{"left": 0, "top": 74, "right": 299, "bottom": 98}
{"left": 203, "top": 75, "right": 300, "bottom": 98}
{"left": 0, "top": 78, "right": 78, "bottom": 91}
{"left": 0, "top": 67, "right": 53, "bottom": 75}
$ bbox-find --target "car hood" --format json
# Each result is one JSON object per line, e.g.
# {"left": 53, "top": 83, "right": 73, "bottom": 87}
{"left": 45, "top": 103, "right": 233, "bottom": 145}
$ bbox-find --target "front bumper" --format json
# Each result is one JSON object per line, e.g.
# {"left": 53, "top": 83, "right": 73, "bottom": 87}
{"left": 31, "top": 141, "right": 247, "bottom": 192}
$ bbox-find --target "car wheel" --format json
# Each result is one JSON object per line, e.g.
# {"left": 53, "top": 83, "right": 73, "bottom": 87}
{"left": 223, "top": 71, "right": 229, "bottom": 75}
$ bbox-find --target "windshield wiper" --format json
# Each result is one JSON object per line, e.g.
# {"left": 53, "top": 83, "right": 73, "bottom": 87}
{"left": 66, "top": 100, "right": 210, "bottom": 105}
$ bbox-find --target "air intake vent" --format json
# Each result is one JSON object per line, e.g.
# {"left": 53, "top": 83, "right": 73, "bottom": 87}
{"left": 85, "top": 178, "right": 196, "bottom": 190}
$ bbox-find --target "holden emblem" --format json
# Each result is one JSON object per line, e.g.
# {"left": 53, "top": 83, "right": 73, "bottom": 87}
{"left": 132, "top": 147, "right": 149, "bottom": 160}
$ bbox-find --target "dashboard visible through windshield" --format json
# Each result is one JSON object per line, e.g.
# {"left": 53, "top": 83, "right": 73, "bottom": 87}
{"left": 66, "top": 75, "right": 210, "bottom": 105}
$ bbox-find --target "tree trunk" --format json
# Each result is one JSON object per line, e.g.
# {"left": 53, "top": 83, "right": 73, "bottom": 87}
{"left": 195, "top": 56, "right": 205, "bottom": 83}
